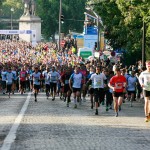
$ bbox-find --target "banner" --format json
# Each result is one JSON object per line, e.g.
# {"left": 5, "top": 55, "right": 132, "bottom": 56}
{"left": 0, "top": 30, "right": 33, "bottom": 35}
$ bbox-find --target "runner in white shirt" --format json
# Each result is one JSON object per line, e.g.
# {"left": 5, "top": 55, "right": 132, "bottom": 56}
{"left": 1, "top": 67, "right": 7, "bottom": 94}
{"left": 43, "top": 67, "right": 50, "bottom": 99}
{"left": 69, "top": 66, "right": 83, "bottom": 108}
{"left": 139, "top": 60, "right": 150, "bottom": 122}
{"left": 88, "top": 66, "right": 107, "bottom": 115}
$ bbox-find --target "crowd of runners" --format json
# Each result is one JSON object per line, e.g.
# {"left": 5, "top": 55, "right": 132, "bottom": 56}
{"left": 0, "top": 39, "right": 150, "bottom": 122}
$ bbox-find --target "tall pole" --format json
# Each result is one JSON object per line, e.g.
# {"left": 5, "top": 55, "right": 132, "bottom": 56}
{"left": 11, "top": 10, "right": 12, "bottom": 30}
{"left": 142, "top": 20, "right": 146, "bottom": 67}
{"left": 97, "top": 16, "right": 100, "bottom": 51}
{"left": 10, "top": 8, "right": 14, "bottom": 30}
{"left": 59, "top": 0, "right": 62, "bottom": 51}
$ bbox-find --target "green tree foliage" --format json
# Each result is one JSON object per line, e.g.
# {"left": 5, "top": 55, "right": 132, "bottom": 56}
{"left": 36, "top": 0, "right": 86, "bottom": 40}
{"left": 1, "top": 0, "right": 23, "bottom": 19}
{"left": 88, "top": 0, "right": 150, "bottom": 65}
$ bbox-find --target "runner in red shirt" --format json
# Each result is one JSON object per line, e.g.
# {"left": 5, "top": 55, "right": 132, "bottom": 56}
{"left": 108, "top": 67, "right": 126, "bottom": 117}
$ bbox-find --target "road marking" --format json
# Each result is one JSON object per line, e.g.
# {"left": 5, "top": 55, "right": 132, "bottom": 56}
{"left": 1, "top": 92, "right": 31, "bottom": 150}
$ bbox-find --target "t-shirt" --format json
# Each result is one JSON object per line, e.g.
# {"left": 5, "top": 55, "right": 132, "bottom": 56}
{"left": 32, "top": 72, "right": 41, "bottom": 85}
{"left": 20, "top": 71, "right": 27, "bottom": 81}
{"left": 70, "top": 73, "right": 82, "bottom": 88}
{"left": 90, "top": 73, "right": 107, "bottom": 89}
{"left": 139, "top": 70, "right": 150, "bottom": 91}
{"left": 42, "top": 70, "right": 50, "bottom": 85}
{"left": 48, "top": 71, "right": 60, "bottom": 83}
{"left": 127, "top": 76, "right": 137, "bottom": 91}
{"left": 109, "top": 75, "right": 126, "bottom": 92}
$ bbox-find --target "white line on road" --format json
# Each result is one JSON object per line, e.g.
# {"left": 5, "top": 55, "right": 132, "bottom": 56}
{"left": 1, "top": 92, "right": 31, "bottom": 150}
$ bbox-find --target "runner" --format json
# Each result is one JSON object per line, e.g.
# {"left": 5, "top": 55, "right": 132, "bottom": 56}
{"left": 19, "top": 67, "right": 27, "bottom": 95}
{"left": 127, "top": 71, "right": 138, "bottom": 107}
{"left": 48, "top": 66, "right": 60, "bottom": 101}
{"left": 86, "top": 66, "right": 95, "bottom": 109}
{"left": 60, "top": 68, "right": 72, "bottom": 107}
{"left": 43, "top": 67, "right": 50, "bottom": 99}
{"left": 108, "top": 67, "right": 127, "bottom": 117}
{"left": 139, "top": 60, "right": 150, "bottom": 122}
{"left": 1, "top": 67, "right": 7, "bottom": 94}
{"left": 12, "top": 66, "right": 18, "bottom": 94}
{"left": 87, "top": 66, "right": 107, "bottom": 115}
{"left": 32, "top": 66, "right": 42, "bottom": 102}
{"left": 5, "top": 68, "right": 15, "bottom": 98}
{"left": 69, "top": 66, "right": 83, "bottom": 108}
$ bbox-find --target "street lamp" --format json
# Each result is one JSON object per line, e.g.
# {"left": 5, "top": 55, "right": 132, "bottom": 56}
{"left": 58, "top": 0, "right": 62, "bottom": 51}
{"left": 142, "top": 20, "right": 146, "bottom": 67}
{"left": 10, "top": 7, "right": 14, "bottom": 30}
{"left": 85, "top": 6, "right": 102, "bottom": 51}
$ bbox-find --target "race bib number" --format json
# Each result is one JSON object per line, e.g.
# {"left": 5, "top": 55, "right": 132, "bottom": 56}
{"left": 21, "top": 73, "right": 25, "bottom": 78}
{"left": 96, "top": 79, "right": 102, "bottom": 86}
{"left": 147, "top": 81, "right": 150, "bottom": 88}
{"left": 115, "top": 82, "right": 123, "bottom": 89}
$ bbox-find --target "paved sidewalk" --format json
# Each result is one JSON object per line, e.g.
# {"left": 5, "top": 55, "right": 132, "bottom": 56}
{"left": 0, "top": 93, "right": 150, "bottom": 150}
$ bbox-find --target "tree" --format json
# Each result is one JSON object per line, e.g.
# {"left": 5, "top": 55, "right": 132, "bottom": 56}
{"left": 36, "top": 0, "right": 86, "bottom": 40}
{"left": 88, "top": 0, "right": 150, "bottom": 65}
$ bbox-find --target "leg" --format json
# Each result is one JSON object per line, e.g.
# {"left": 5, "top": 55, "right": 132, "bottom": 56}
{"left": 113, "top": 97, "right": 119, "bottom": 116}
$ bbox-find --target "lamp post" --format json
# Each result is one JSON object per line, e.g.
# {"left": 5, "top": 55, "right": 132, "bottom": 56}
{"left": 58, "top": 0, "right": 62, "bottom": 51}
{"left": 10, "top": 8, "right": 14, "bottom": 30}
{"left": 85, "top": 6, "right": 102, "bottom": 51}
{"left": 142, "top": 20, "right": 146, "bottom": 67}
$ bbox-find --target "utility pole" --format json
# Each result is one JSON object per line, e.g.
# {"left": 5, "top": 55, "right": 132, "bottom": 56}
{"left": 97, "top": 16, "right": 100, "bottom": 51}
{"left": 142, "top": 20, "right": 146, "bottom": 67}
{"left": 58, "top": 0, "right": 62, "bottom": 51}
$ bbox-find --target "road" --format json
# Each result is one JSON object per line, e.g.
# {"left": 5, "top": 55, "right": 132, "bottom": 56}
{"left": 0, "top": 92, "right": 150, "bottom": 150}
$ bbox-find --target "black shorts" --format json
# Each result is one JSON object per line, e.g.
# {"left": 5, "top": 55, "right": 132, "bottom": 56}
{"left": 13, "top": 80, "right": 17, "bottom": 84}
{"left": 7, "top": 84, "right": 12, "bottom": 92}
{"left": 30, "top": 80, "right": 33, "bottom": 85}
{"left": 2, "top": 81, "right": 6, "bottom": 89}
{"left": 72, "top": 88, "right": 81, "bottom": 93}
{"left": 46, "top": 84, "right": 50, "bottom": 91}
{"left": 50, "top": 82, "right": 57, "bottom": 92}
{"left": 143, "top": 90, "right": 150, "bottom": 97}
{"left": 64, "top": 84, "right": 71, "bottom": 93}
{"left": 89, "top": 88, "right": 94, "bottom": 94}
{"left": 113, "top": 92, "right": 123, "bottom": 98}
{"left": 34, "top": 84, "right": 41, "bottom": 90}
{"left": 94, "top": 88, "right": 104, "bottom": 103}
{"left": 20, "top": 81, "right": 26, "bottom": 89}
{"left": 128, "top": 91, "right": 135, "bottom": 95}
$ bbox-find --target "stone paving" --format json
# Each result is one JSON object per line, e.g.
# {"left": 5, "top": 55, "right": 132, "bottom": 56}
{"left": 0, "top": 92, "right": 150, "bottom": 150}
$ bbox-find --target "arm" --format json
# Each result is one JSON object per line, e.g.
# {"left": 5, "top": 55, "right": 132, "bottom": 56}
{"left": 139, "top": 72, "right": 144, "bottom": 87}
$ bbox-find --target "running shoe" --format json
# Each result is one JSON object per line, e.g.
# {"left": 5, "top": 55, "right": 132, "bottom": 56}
{"left": 74, "top": 104, "right": 77, "bottom": 108}
{"left": 79, "top": 99, "right": 82, "bottom": 105}
{"left": 52, "top": 97, "right": 55, "bottom": 101}
{"left": 101, "top": 101, "right": 105, "bottom": 105}
{"left": 115, "top": 112, "right": 118, "bottom": 117}
{"left": 95, "top": 109, "right": 98, "bottom": 115}
{"left": 145, "top": 116, "right": 149, "bottom": 122}
{"left": 119, "top": 105, "right": 121, "bottom": 111}
{"left": 106, "top": 107, "right": 109, "bottom": 111}
{"left": 83, "top": 98, "right": 86, "bottom": 102}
